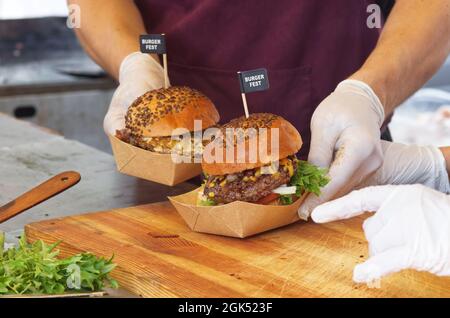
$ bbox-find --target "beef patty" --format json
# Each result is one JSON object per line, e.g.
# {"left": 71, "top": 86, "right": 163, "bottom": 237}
{"left": 203, "top": 156, "right": 297, "bottom": 204}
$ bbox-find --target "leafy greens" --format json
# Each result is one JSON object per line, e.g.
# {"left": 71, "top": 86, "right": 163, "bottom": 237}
{"left": 0, "top": 235, "right": 118, "bottom": 295}
{"left": 280, "top": 160, "right": 330, "bottom": 205}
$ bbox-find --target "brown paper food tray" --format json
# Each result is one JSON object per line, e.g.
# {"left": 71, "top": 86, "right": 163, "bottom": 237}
{"left": 108, "top": 135, "right": 202, "bottom": 186}
{"left": 169, "top": 187, "right": 307, "bottom": 238}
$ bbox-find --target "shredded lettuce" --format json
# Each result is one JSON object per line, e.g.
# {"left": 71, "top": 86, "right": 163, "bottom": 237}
{"left": 279, "top": 160, "right": 330, "bottom": 205}
{"left": 199, "top": 198, "right": 216, "bottom": 206}
{"left": 197, "top": 189, "right": 217, "bottom": 206}
{"left": 279, "top": 195, "right": 294, "bottom": 205}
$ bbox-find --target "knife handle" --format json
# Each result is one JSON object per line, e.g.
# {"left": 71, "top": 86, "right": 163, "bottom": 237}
{"left": 0, "top": 171, "right": 81, "bottom": 224}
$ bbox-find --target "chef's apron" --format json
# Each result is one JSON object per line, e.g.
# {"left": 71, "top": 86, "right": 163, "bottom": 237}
{"left": 135, "top": 0, "right": 384, "bottom": 159}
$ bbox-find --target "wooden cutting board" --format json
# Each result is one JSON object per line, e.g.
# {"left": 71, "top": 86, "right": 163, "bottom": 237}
{"left": 25, "top": 201, "right": 450, "bottom": 298}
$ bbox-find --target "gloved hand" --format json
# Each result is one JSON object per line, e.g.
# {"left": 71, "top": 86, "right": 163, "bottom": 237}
{"left": 360, "top": 140, "right": 450, "bottom": 193}
{"left": 103, "top": 52, "right": 167, "bottom": 136}
{"left": 311, "top": 184, "right": 450, "bottom": 283}
{"left": 298, "top": 79, "right": 385, "bottom": 220}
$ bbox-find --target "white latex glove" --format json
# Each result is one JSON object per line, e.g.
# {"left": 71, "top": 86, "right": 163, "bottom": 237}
{"left": 312, "top": 184, "right": 450, "bottom": 283}
{"left": 103, "top": 52, "right": 167, "bottom": 136}
{"left": 361, "top": 140, "right": 450, "bottom": 193}
{"left": 298, "top": 79, "right": 385, "bottom": 220}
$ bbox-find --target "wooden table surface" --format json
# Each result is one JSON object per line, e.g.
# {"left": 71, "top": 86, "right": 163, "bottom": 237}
{"left": 25, "top": 201, "right": 450, "bottom": 298}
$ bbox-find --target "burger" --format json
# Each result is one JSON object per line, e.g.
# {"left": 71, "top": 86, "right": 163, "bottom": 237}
{"left": 198, "top": 113, "right": 329, "bottom": 206}
{"left": 116, "top": 86, "right": 219, "bottom": 156}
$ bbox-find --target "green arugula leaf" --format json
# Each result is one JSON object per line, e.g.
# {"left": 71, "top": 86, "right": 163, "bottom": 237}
{"left": 279, "top": 195, "right": 294, "bottom": 205}
{"left": 199, "top": 198, "right": 216, "bottom": 206}
{"left": 280, "top": 160, "right": 330, "bottom": 205}
{"left": 0, "top": 235, "right": 119, "bottom": 295}
{"left": 0, "top": 231, "right": 4, "bottom": 255}
{"left": 291, "top": 160, "right": 330, "bottom": 196}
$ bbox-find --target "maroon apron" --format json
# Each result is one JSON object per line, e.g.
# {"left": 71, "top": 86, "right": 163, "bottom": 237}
{"left": 135, "top": 0, "right": 382, "bottom": 159}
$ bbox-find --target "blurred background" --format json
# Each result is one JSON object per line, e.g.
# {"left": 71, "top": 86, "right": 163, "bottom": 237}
{"left": 0, "top": 0, "right": 115, "bottom": 153}
{"left": 0, "top": 0, "right": 449, "bottom": 154}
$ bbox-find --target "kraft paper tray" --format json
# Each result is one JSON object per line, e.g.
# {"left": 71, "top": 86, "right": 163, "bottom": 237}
{"left": 169, "top": 187, "right": 308, "bottom": 238}
{"left": 108, "top": 135, "right": 202, "bottom": 186}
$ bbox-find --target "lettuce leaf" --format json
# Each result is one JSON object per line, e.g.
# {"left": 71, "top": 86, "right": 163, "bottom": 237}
{"left": 199, "top": 198, "right": 216, "bottom": 206}
{"left": 280, "top": 161, "right": 330, "bottom": 205}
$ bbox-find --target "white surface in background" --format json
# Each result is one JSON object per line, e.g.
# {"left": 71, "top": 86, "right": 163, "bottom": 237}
{"left": 389, "top": 88, "right": 450, "bottom": 147}
{"left": 0, "top": 0, "right": 68, "bottom": 19}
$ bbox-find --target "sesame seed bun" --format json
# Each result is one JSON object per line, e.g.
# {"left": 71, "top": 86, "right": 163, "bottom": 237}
{"left": 125, "top": 86, "right": 219, "bottom": 137}
{"left": 202, "top": 113, "right": 302, "bottom": 175}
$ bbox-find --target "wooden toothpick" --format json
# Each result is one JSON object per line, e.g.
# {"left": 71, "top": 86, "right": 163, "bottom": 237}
{"left": 241, "top": 93, "right": 249, "bottom": 118}
{"left": 163, "top": 53, "right": 169, "bottom": 89}
{"left": 161, "top": 34, "right": 169, "bottom": 89}
{"left": 237, "top": 71, "right": 250, "bottom": 118}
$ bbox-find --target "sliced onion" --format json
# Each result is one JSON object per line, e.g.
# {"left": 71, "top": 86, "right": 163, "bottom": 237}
{"left": 272, "top": 185, "right": 297, "bottom": 195}
{"left": 226, "top": 174, "right": 238, "bottom": 182}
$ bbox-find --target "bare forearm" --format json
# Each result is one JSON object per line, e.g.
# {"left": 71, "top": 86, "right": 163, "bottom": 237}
{"left": 351, "top": 0, "right": 450, "bottom": 115}
{"left": 68, "top": 0, "right": 158, "bottom": 79}
{"left": 441, "top": 147, "right": 450, "bottom": 177}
